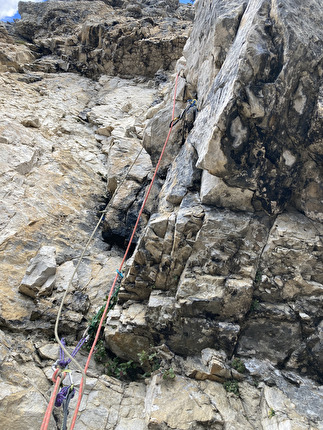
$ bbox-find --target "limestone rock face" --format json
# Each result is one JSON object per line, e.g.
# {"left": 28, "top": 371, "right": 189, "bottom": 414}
{"left": 19, "top": 246, "right": 57, "bottom": 298}
{"left": 0, "top": 68, "right": 160, "bottom": 342}
{"left": 0, "top": 23, "right": 35, "bottom": 73}
{"left": 183, "top": 0, "right": 323, "bottom": 218}
{"left": 14, "top": 0, "right": 193, "bottom": 78}
{"left": 105, "top": 0, "right": 322, "bottom": 427}
{"left": 0, "top": 0, "right": 322, "bottom": 429}
{"left": 119, "top": 0, "right": 322, "bottom": 378}
{"left": 0, "top": 331, "right": 55, "bottom": 430}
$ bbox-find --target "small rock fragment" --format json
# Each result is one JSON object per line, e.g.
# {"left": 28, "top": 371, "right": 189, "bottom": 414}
{"left": 19, "top": 246, "right": 56, "bottom": 298}
{"left": 21, "top": 116, "right": 41, "bottom": 128}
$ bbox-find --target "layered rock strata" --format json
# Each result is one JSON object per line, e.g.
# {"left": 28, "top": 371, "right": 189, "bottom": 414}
{"left": 110, "top": 0, "right": 323, "bottom": 380}
{"left": 106, "top": 0, "right": 323, "bottom": 427}
{"left": 0, "top": 0, "right": 322, "bottom": 429}
{"left": 14, "top": 0, "right": 193, "bottom": 78}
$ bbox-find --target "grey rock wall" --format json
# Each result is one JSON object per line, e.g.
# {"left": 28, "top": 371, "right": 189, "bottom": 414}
{"left": 115, "top": 0, "right": 323, "bottom": 381}
{"left": 0, "top": 0, "right": 322, "bottom": 428}
{"left": 185, "top": 0, "right": 322, "bottom": 218}
{"left": 106, "top": 0, "right": 323, "bottom": 427}
{"left": 14, "top": 0, "right": 193, "bottom": 78}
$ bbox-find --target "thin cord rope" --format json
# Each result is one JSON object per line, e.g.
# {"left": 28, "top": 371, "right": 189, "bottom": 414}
{"left": 41, "top": 147, "right": 144, "bottom": 430}
{"left": 69, "top": 72, "right": 179, "bottom": 430}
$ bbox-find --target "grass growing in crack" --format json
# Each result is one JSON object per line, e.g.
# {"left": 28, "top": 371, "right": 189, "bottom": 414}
{"left": 231, "top": 358, "right": 246, "bottom": 374}
{"left": 223, "top": 380, "right": 239, "bottom": 396}
{"left": 105, "top": 357, "right": 138, "bottom": 380}
{"left": 250, "top": 298, "right": 260, "bottom": 312}
{"left": 93, "top": 344, "right": 172, "bottom": 382}
{"left": 137, "top": 349, "right": 161, "bottom": 378}
{"left": 137, "top": 349, "right": 176, "bottom": 381}
{"left": 138, "top": 350, "right": 160, "bottom": 371}
{"left": 253, "top": 377, "right": 260, "bottom": 388}
{"left": 255, "top": 270, "right": 262, "bottom": 283}
{"left": 93, "top": 340, "right": 138, "bottom": 380}
{"left": 268, "top": 408, "right": 276, "bottom": 418}
{"left": 161, "top": 367, "right": 175, "bottom": 380}
{"left": 94, "top": 339, "right": 107, "bottom": 363}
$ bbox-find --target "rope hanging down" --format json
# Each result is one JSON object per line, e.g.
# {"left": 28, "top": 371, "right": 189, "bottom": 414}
{"left": 69, "top": 72, "right": 180, "bottom": 430}
{"left": 41, "top": 147, "right": 145, "bottom": 430}
{"left": 42, "top": 72, "right": 179, "bottom": 430}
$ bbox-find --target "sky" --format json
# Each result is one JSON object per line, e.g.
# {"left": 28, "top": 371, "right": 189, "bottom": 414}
{"left": 0, "top": 0, "right": 47, "bottom": 21}
{"left": 0, "top": 0, "right": 191, "bottom": 22}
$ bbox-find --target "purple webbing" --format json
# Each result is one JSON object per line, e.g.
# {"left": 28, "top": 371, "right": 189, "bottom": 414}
{"left": 59, "top": 338, "right": 66, "bottom": 362}
{"left": 70, "top": 336, "right": 87, "bottom": 360}
{"left": 58, "top": 336, "right": 87, "bottom": 368}
{"left": 55, "top": 386, "right": 75, "bottom": 407}
{"left": 58, "top": 338, "right": 69, "bottom": 368}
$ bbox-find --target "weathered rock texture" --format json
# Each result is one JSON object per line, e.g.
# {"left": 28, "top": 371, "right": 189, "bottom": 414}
{"left": 106, "top": 0, "right": 323, "bottom": 427}
{"left": 0, "top": 22, "right": 35, "bottom": 72}
{"left": 14, "top": 0, "right": 192, "bottom": 78}
{"left": 0, "top": 0, "right": 322, "bottom": 429}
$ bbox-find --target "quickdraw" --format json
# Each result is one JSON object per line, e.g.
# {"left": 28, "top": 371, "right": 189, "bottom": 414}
{"left": 42, "top": 72, "right": 181, "bottom": 430}
{"left": 169, "top": 98, "right": 197, "bottom": 127}
{"left": 45, "top": 337, "right": 87, "bottom": 429}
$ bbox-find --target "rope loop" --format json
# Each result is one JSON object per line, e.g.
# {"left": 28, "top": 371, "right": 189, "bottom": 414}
{"left": 52, "top": 367, "right": 68, "bottom": 383}
{"left": 51, "top": 368, "right": 60, "bottom": 383}
{"left": 55, "top": 385, "right": 75, "bottom": 408}
{"left": 57, "top": 336, "right": 88, "bottom": 369}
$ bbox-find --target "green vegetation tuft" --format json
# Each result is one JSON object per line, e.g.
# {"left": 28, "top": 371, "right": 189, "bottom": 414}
{"left": 223, "top": 380, "right": 239, "bottom": 396}
{"left": 94, "top": 340, "right": 107, "bottom": 363}
{"left": 268, "top": 408, "right": 276, "bottom": 418}
{"left": 86, "top": 284, "right": 121, "bottom": 349}
{"left": 105, "top": 357, "right": 137, "bottom": 380}
{"left": 93, "top": 340, "right": 138, "bottom": 381}
{"left": 137, "top": 349, "right": 161, "bottom": 378}
{"left": 161, "top": 367, "right": 176, "bottom": 380}
{"left": 250, "top": 298, "right": 260, "bottom": 312}
{"left": 231, "top": 358, "right": 246, "bottom": 374}
{"left": 255, "top": 270, "right": 262, "bottom": 283}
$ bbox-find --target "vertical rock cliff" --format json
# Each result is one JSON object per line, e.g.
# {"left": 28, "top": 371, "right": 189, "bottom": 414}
{"left": 0, "top": 0, "right": 322, "bottom": 429}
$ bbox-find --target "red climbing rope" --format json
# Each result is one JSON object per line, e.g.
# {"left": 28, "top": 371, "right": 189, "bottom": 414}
{"left": 41, "top": 72, "right": 179, "bottom": 430}
{"left": 69, "top": 73, "right": 180, "bottom": 429}
{"left": 40, "top": 373, "right": 63, "bottom": 430}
